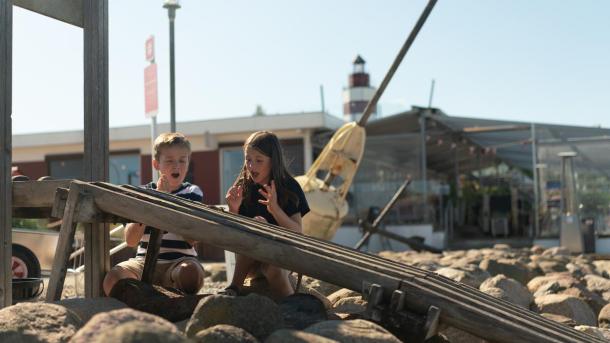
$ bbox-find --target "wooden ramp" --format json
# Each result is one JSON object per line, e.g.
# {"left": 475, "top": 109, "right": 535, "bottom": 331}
{"left": 44, "top": 180, "right": 600, "bottom": 343}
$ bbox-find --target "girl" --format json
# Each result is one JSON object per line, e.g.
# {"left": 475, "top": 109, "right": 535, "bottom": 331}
{"left": 224, "top": 131, "right": 309, "bottom": 297}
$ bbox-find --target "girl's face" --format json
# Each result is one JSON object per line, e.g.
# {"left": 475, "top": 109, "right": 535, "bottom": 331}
{"left": 245, "top": 146, "right": 272, "bottom": 185}
{"left": 153, "top": 146, "right": 190, "bottom": 190}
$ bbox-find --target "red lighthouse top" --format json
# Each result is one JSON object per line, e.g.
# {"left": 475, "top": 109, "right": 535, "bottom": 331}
{"left": 349, "top": 55, "right": 370, "bottom": 87}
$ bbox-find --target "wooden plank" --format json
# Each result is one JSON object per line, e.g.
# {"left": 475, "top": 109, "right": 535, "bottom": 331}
{"left": 13, "top": 0, "right": 83, "bottom": 27}
{"left": 13, "top": 180, "right": 72, "bottom": 208}
{"left": 46, "top": 184, "right": 81, "bottom": 301}
{"left": 141, "top": 228, "right": 163, "bottom": 284}
{"left": 83, "top": 0, "right": 109, "bottom": 298}
{"left": 0, "top": 0, "right": 12, "bottom": 308}
{"left": 76, "top": 181, "right": 600, "bottom": 343}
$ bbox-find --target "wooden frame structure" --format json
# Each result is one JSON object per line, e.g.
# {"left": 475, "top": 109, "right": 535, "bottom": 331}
{"left": 36, "top": 180, "right": 601, "bottom": 343}
{"left": 0, "top": 0, "right": 109, "bottom": 307}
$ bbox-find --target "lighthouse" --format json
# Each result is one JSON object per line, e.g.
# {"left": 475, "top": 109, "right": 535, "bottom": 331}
{"left": 343, "top": 55, "right": 377, "bottom": 122}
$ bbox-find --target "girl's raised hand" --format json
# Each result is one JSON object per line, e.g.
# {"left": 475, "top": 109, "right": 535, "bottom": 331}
{"left": 258, "top": 180, "right": 279, "bottom": 214}
{"left": 226, "top": 184, "right": 243, "bottom": 213}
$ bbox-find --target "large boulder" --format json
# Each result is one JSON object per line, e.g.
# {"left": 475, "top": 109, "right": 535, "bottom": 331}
{"left": 304, "top": 319, "right": 401, "bottom": 343}
{"left": 327, "top": 289, "right": 361, "bottom": 306}
{"left": 70, "top": 308, "right": 179, "bottom": 343}
{"left": 279, "top": 294, "right": 328, "bottom": 330}
{"left": 594, "top": 261, "right": 610, "bottom": 278}
{"left": 109, "top": 278, "right": 205, "bottom": 322}
{"left": 479, "top": 275, "right": 533, "bottom": 308}
{"left": 527, "top": 273, "right": 580, "bottom": 294}
{"left": 89, "top": 321, "right": 188, "bottom": 343}
{"left": 534, "top": 294, "right": 597, "bottom": 326}
{"left": 540, "top": 313, "right": 577, "bottom": 327}
{"left": 54, "top": 297, "right": 127, "bottom": 324}
{"left": 186, "top": 293, "right": 282, "bottom": 340}
{"left": 332, "top": 296, "right": 367, "bottom": 316}
{"left": 0, "top": 303, "right": 82, "bottom": 343}
{"left": 265, "top": 329, "right": 338, "bottom": 343}
{"left": 204, "top": 263, "right": 227, "bottom": 282}
{"left": 479, "top": 258, "right": 535, "bottom": 285}
{"left": 192, "top": 324, "right": 258, "bottom": 343}
{"left": 300, "top": 277, "right": 342, "bottom": 297}
{"left": 541, "top": 247, "right": 571, "bottom": 258}
{"left": 584, "top": 274, "right": 610, "bottom": 294}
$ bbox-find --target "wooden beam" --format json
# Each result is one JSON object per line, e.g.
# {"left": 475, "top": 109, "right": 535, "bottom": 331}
{"left": 13, "top": 0, "right": 83, "bottom": 27}
{"left": 83, "top": 0, "right": 109, "bottom": 298}
{"left": 78, "top": 181, "right": 599, "bottom": 343}
{"left": 141, "top": 228, "right": 163, "bottom": 284}
{"left": 0, "top": 0, "right": 12, "bottom": 308}
{"left": 46, "top": 184, "right": 81, "bottom": 301}
{"left": 13, "top": 180, "right": 72, "bottom": 208}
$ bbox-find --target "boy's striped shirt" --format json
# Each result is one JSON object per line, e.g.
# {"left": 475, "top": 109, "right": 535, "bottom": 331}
{"left": 136, "top": 182, "right": 203, "bottom": 260}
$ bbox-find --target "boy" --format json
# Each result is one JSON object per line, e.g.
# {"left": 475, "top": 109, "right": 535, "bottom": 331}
{"left": 103, "top": 132, "right": 205, "bottom": 295}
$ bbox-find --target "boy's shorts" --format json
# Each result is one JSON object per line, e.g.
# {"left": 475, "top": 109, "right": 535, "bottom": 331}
{"left": 114, "top": 256, "right": 204, "bottom": 289}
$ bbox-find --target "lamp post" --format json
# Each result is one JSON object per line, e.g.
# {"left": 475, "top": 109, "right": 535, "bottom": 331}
{"left": 163, "top": 0, "right": 180, "bottom": 133}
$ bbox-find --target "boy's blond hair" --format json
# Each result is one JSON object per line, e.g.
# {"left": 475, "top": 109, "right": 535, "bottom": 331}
{"left": 153, "top": 132, "right": 191, "bottom": 161}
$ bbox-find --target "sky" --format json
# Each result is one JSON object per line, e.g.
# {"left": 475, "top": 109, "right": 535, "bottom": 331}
{"left": 10, "top": 0, "right": 610, "bottom": 135}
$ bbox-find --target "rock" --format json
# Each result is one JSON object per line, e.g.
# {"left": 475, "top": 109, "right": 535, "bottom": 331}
{"left": 332, "top": 296, "right": 367, "bottom": 315}
{"left": 537, "top": 260, "right": 568, "bottom": 274}
{"left": 279, "top": 294, "right": 328, "bottom": 330}
{"left": 305, "top": 319, "right": 401, "bottom": 343}
{"left": 300, "top": 277, "right": 342, "bottom": 297}
{"left": 186, "top": 294, "right": 282, "bottom": 340}
{"left": 204, "top": 263, "right": 227, "bottom": 282}
{"left": 54, "top": 297, "right": 127, "bottom": 324}
{"left": 327, "top": 288, "right": 361, "bottom": 306}
{"left": 90, "top": 321, "right": 188, "bottom": 343}
{"left": 438, "top": 326, "right": 488, "bottom": 343}
{"left": 541, "top": 247, "right": 571, "bottom": 257}
{"left": 109, "top": 278, "right": 206, "bottom": 322}
{"left": 566, "top": 263, "right": 596, "bottom": 278}
{"left": 265, "top": 329, "right": 338, "bottom": 343}
{"left": 0, "top": 302, "right": 82, "bottom": 343}
{"left": 479, "top": 275, "right": 533, "bottom": 308}
{"left": 193, "top": 324, "right": 258, "bottom": 343}
{"left": 594, "top": 261, "right": 610, "bottom": 278}
{"left": 302, "top": 287, "right": 332, "bottom": 310}
{"left": 584, "top": 274, "right": 610, "bottom": 294}
{"left": 527, "top": 273, "right": 580, "bottom": 293}
{"left": 540, "top": 313, "right": 577, "bottom": 327}
{"left": 493, "top": 244, "right": 511, "bottom": 250}
{"left": 479, "top": 258, "right": 535, "bottom": 285}
{"left": 530, "top": 245, "right": 545, "bottom": 255}
{"left": 436, "top": 264, "right": 491, "bottom": 288}
{"left": 560, "top": 287, "right": 607, "bottom": 316}
{"left": 573, "top": 325, "right": 610, "bottom": 340}
{"left": 534, "top": 294, "right": 597, "bottom": 326}
{"left": 70, "top": 308, "right": 179, "bottom": 343}
{"left": 598, "top": 303, "right": 610, "bottom": 328}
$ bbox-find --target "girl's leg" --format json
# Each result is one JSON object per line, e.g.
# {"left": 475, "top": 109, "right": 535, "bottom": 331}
{"left": 261, "top": 264, "right": 294, "bottom": 298}
{"left": 229, "top": 253, "right": 258, "bottom": 290}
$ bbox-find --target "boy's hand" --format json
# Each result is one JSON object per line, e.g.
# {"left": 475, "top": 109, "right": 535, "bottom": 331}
{"left": 226, "top": 184, "right": 243, "bottom": 213}
{"left": 157, "top": 173, "right": 171, "bottom": 193}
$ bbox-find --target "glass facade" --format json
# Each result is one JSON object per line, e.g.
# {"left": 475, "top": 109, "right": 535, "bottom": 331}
{"left": 48, "top": 152, "right": 140, "bottom": 185}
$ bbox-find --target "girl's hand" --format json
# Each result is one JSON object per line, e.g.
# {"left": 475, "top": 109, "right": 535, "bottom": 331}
{"left": 258, "top": 180, "right": 280, "bottom": 215}
{"left": 157, "top": 173, "right": 170, "bottom": 193}
{"left": 226, "top": 184, "right": 243, "bottom": 213}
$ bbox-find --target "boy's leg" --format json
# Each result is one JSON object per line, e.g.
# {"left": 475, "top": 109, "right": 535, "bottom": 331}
{"left": 103, "top": 260, "right": 142, "bottom": 296}
{"left": 261, "top": 264, "right": 294, "bottom": 298}
{"left": 163, "top": 257, "right": 205, "bottom": 294}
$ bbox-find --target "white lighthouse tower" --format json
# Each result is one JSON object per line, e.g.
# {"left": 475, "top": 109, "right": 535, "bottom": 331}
{"left": 343, "top": 55, "right": 377, "bottom": 122}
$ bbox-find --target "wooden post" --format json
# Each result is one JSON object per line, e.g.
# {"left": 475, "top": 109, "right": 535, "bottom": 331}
{"left": 0, "top": 0, "right": 13, "bottom": 308}
{"left": 141, "top": 228, "right": 163, "bottom": 284}
{"left": 46, "top": 185, "right": 81, "bottom": 301}
{"left": 83, "top": 0, "right": 109, "bottom": 298}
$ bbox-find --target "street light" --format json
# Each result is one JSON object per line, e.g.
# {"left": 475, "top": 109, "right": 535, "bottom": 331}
{"left": 163, "top": 0, "right": 181, "bottom": 133}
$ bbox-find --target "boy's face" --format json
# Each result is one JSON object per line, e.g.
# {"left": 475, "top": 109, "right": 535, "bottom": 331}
{"left": 153, "top": 146, "right": 190, "bottom": 190}
{"left": 245, "top": 146, "right": 272, "bottom": 185}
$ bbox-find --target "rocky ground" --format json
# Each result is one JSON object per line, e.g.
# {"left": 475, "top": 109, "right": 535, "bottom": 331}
{"left": 3, "top": 245, "right": 610, "bottom": 342}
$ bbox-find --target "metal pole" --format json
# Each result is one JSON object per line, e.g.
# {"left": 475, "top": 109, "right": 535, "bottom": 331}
{"left": 319, "top": 84, "right": 325, "bottom": 113}
{"left": 428, "top": 79, "right": 435, "bottom": 108}
{"left": 420, "top": 111, "right": 428, "bottom": 222}
{"left": 358, "top": 0, "right": 437, "bottom": 127}
{"left": 531, "top": 123, "right": 539, "bottom": 238}
{"left": 167, "top": 7, "right": 177, "bottom": 133}
{"left": 151, "top": 116, "right": 158, "bottom": 181}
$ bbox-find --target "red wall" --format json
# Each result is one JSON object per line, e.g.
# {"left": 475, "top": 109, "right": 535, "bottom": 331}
{"left": 13, "top": 161, "right": 48, "bottom": 180}
{"left": 191, "top": 151, "right": 220, "bottom": 205}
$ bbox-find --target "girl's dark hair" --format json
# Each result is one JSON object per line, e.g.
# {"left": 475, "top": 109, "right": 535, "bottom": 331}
{"left": 235, "top": 131, "right": 298, "bottom": 209}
